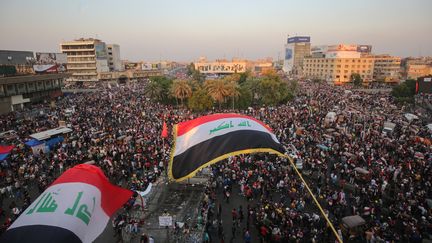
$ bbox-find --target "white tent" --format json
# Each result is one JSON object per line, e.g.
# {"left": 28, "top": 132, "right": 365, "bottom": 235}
{"left": 404, "top": 113, "right": 419, "bottom": 122}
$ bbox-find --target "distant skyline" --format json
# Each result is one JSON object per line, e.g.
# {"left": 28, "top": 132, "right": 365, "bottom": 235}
{"left": 1, "top": 0, "right": 431, "bottom": 62}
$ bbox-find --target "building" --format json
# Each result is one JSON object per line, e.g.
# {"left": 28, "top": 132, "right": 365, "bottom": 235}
{"left": 60, "top": 38, "right": 110, "bottom": 82}
{"left": 283, "top": 36, "right": 311, "bottom": 75}
{"left": 0, "top": 50, "right": 34, "bottom": 75}
{"left": 0, "top": 74, "right": 67, "bottom": 114}
{"left": 372, "top": 55, "right": 401, "bottom": 83}
{"left": 404, "top": 57, "right": 432, "bottom": 80}
{"left": 0, "top": 50, "right": 68, "bottom": 114}
{"left": 194, "top": 58, "right": 247, "bottom": 74}
{"left": 106, "top": 44, "right": 122, "bottom": 71}
{"left": 246, "top": 58, "right": 274, "bottom": 76}
{"left": 303, "top": 55, "right": 375, "bottom": 84}
{"left": 98, "top": 69, "right": 163, "bottom": 83}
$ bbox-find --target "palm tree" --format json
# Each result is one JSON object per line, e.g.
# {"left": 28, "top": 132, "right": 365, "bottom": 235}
{"left": 226, "top": 81, "right": 241, "bottom": 109}
{"left": 204, "top": 79, "right": 230, "bottom": 109}
{"left": 144, "top": 81, "right": 163, "bottom": 101}
{"left": 170, "top": 79, "right": 192, "bottom": 106}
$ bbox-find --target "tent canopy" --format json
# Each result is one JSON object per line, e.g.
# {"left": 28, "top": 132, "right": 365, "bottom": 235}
{"left": 25, "top": 139, "right": 44, "bottom": 147}
{"left": 342, "top": 215, "right": 366, "bottom": 228}
{"left": 30, "top": 127, "right": 72, "bottom": 140}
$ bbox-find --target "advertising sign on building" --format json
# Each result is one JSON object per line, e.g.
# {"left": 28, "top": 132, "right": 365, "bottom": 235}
{"left": 283, "top": 45, "right": 295, "bottom": 73}
{"left": 357, "top": 45, "right": 372, "bottom": 53}
{"left": 141, "top": 63, "right": 152, "bottom": 71}
{"left": 95, "top": 43, "right": 107, "bottom": 60}
{"left": 33, "top": 52, "right": 67, "bottom": 73}
{"left": 328, "top": 44, "right": 358, "bottom": 52}
{"left": 287, "top": 36, "right": 311, "bottom": 44}
{"left": 125, "top": 62, "right": 139, "bottom": 70}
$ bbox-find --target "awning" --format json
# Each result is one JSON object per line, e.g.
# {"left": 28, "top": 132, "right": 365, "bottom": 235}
{"left": 30, "top": 127, "right": 72, "bottom": 140}
{"left": 342, "top": 215, "right": 366, "bottom": 228}
{"left": 25, "top": 139, "right": 44, "bottom": 147}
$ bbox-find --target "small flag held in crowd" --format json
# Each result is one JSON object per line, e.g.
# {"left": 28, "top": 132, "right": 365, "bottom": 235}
{"left": 161, "top": 121, "right": 168, "bottom": 138}
{"left": 0, "top": 145, "right": 14, "bottom": 161}
{"left": 1, "top": 164, "right": 133, "bottom": 243}
{"left": 169, "top": 113, "right": 286, "bottom": 181}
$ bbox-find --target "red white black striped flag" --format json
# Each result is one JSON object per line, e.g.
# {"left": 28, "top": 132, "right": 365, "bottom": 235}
{"left": 1, "top": 164, "right": 133, "bottom": 243}
{"left": 168, "top": 113, "right": 286, "bottom": 181}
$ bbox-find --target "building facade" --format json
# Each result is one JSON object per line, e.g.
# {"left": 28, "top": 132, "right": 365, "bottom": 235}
{"left": 0, "top": 50, "right": 34, "bottom": 75}
{"left": 304, "top": 56, "right": 375, "bottom": 84}
{"left": 404, "top": 58, "right": 432, "bottom": 80}
{"left": 283, "top": 36, "right": 311, "bottom": 75}
{"left": 106, "top": 44, "right": 122, "bottom": 71}
{"left": 60, "top": 38, "right": 110, "bottom": 82}
{"left": 372, "top": 55, "right": 401, "bottom": 83}
{"left": 194, "top": 59, "right": 247, "bottom": 74}
{"left": 0, "top": 73, "right": 68, "bottom": 114}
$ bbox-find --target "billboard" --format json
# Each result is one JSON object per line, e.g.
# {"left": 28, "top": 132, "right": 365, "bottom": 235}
{"left": 95, "top": 43, "right": 107, "bottom": 60}
{"left": 325, "top": 51, "right": 360, "bottom": 59}
{"left": 141, "top": 63, "right": 152, "bottom": 70}
{"left": 328, "top": 44, "right": 357, "bottom": 52}
{"left": 283, "top": 45, "right": 294, "bottom": 73}
{"left": 357, "top": 45, "right": 372, "bottom": 53}
{"left": 311, "top": 45, "right": 328, "bottom": 54}
{"left": 194, "top": 62, "right": 246, "bottom": 74}
{"left": 33, "top": 52, "right": 67, "bottom": 73}
{"left": 125, "top": 62, "right": 139, "bottom": 70}
{"left": 287, "top": 36, "right": 310, "bottom": 44}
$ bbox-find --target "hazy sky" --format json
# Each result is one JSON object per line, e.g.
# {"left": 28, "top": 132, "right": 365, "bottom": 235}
{"left": 1, "top": 0, "right": 431, "bottom": 62}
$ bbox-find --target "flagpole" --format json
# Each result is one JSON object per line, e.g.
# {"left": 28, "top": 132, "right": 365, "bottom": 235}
{"left": 284, "top": 154, "right": 343, "bottom": 243}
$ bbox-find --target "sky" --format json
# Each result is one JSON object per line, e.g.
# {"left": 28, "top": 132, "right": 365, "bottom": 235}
{"left": 0, "top": 0, "right": 431, "bottom": 62}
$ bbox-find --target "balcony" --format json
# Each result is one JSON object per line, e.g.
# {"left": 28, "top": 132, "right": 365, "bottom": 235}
{"left": 67, "top": 66, "right": 97, "bottom": 70}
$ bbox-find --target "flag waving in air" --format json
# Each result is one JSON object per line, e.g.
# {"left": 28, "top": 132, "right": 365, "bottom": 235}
{"left": 161, "top": 120, "right": 168, "bottom": 138}
{"left": 169, "top": 113, "right": 286, "bottom": 181}
{"left": 1, "top": 164, "right": 133, "bottom": 243}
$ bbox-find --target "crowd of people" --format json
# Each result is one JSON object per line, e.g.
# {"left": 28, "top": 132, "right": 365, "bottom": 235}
{"left": 0, "top": 80, "right": 431, "bottom": 242}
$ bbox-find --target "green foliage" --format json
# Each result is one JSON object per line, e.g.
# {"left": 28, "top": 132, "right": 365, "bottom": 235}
{"left": 147, "top": 76, "right": 174, "bottom": 103}
{"left": 188, "top": 88, "right": 213, "bottom": 111}
{"left": 0, "top": 65, "right": 17, "bottom": 75}
{"left": 351, "top": 73, "right": 363, "bottom": 87}
{"left": 391, "top": 79, "right": 416, "bottom": 103}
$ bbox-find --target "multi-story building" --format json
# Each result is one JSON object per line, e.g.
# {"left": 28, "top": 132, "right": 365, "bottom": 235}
{"left": 304, "top": 55, "right": 374, "bottom": 85}
{"left": 0, "top": 50, "right": 68, "bottom": 114}
{"left": 404, "top": 57, "right": 432, "bottom": 80}
{"left": 283, "top": 36, "right": 311, "bottom": 75}
{"left": 60, "top": 38, "right": 110, "bottom": 82}
{"left": 372, "top": 55, "right": 401, "bottom": 83}
{"left": 106, "top": 44, "right": 122, "bottom": 71}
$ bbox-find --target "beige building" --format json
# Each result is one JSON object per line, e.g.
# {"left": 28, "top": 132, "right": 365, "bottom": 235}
{"left": 372, "top": 55, "right": 401, "bottom": 83}
{"left": 404, "top": 58, "right": 432, "bottom": 79}
{"left": 304, "top": 56, "right": 374, "bottom": 84}
{"left": 283, "top": 36, "right": 311, "bottom": 76}
{"left": 194, "top": 59, "right": 246, "bottom": 74}
{"left": 60, "top": 38, "right": 110, "bottom": 82}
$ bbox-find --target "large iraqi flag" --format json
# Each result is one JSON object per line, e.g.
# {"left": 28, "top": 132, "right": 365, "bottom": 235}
{"left": 169, "top": 113, "right": 286, "bottom": 181}
{"left": 1, "top": 164, "right": 133, "bottom": 243}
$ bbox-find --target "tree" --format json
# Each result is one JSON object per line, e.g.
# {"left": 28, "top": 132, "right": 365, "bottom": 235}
{"left": 238, "top": 70, "right": 251, "bottom": 85}
{"left": 226, "top": 81, "right": 241, "bottom": 109}
{"left": 391, "top": 79, "right": 416, "bottom": 103}
{"left": 170, "top": 80, "right": 192, "bottom": 106}
{"left": 188, "top": 88, "right": 213, "bottom": 111}
{"left": 258, "top": 71, "right": 289, "bottom": 105}
{"left": 204, "top": 79, "right": 230, "bottom": 109}
{"left": 351, "top": 73, "right": 363, "bottom": 87}
{"left": 144, "top": 81, "right": 163, "bottom": 101}
{"left": 149, "top": 76, "right": 173, "bottom": 103}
